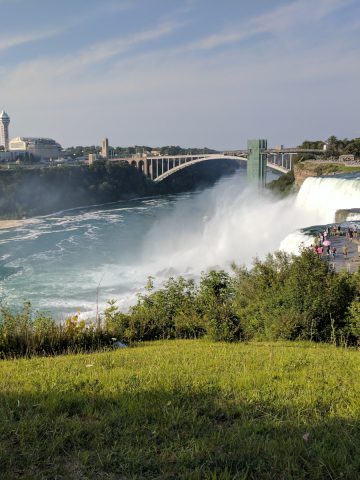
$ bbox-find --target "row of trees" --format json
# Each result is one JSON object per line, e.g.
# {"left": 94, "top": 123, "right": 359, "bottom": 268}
{"left": 64, "top": 145, "right": 218, "bottom": 159}
{"left": 298, "top": 136, "right": 360, "bottom": 159}
{"left": 324, "top": 136, "right": 360, "bottom": 158}
{"left": 0, "top": 162, "right": 155, "bottom": 219}
{"left": 0, "top": 158, "right": 241, "bottom": 219}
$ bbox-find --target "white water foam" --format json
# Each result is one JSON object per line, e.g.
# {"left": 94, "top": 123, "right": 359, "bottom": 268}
{"left": 295, "top": 175, "right": 360, "bottom": 223}
{"left": 140, "top": 174, "right": 360, "bottom": 277}
{"left": 81, "top": 173, "right": 360, "bottom": 314}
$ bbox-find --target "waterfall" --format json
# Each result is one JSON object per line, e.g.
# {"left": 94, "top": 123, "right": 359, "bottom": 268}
{"left": 295, "top": 175, "right": 360, "bottom": 224}
{"left": 280, "top": 174, "right": 360, "bottom": 254}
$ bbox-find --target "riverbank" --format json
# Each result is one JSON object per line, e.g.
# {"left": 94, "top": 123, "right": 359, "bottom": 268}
{"left": 294, "top": 161, "right": 360, "bottom": 187}
{"left": 0, "top": 219, "right": 22, "bottom": 229}
{"left": 0, "top": 160, "right": 241, "bottom": 220}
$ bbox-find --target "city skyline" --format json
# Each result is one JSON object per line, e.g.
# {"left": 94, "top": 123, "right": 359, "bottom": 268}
{"left": 1, "top": 0, "right": 360, "bottom": 149}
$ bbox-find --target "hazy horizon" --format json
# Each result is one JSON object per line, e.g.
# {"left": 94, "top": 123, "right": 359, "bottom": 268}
{"left": 1, "top": 0, "right": 359, "bottom": 149}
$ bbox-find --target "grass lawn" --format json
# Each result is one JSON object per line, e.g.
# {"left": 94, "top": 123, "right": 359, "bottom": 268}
{"left": 0, "top": 340, "right": 359, "bottom": 479}
{"left": 301, "top": 162, "right": 360, "bottom": 174}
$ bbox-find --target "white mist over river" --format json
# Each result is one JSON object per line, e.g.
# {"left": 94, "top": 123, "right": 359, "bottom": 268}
{"left": 1, "top": 170, "right": 360, "bottom": 319}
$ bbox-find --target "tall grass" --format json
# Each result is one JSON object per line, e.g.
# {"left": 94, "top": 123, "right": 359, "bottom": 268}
{"left": 0, "top": 302, "right": 114, "bottom": 358}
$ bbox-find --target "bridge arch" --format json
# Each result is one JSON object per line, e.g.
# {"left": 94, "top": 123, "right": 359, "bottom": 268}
{"left": 153, "top": 155, "right": 247, "bottom": 182}
{"left": 120, "top": 153, "right": 290, "bottom": 181}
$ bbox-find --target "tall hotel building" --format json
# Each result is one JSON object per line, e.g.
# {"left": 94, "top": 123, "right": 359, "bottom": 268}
{"left": 0, "top": 110, "right": 10, "bottom": 151}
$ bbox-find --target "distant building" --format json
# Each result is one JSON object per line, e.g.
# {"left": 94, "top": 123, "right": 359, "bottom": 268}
{"left": 0, "top": 110, "right": 10, "bottom": 151}
{"left": 339, "top": 154, "right": 356, "bottom": 162}
{"left": 101, "top": 138, "right": 109, "bottom": 159}
{"left": 9, "top": 137, "right": 62, "bottom": 160}
{"left": 88, "top": 153, "right": 98, "bottom": 165}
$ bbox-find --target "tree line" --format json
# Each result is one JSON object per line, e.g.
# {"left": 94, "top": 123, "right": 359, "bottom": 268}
{"left": 298, "top": 136, "right": 360, "bottom": 159}
{"left": 0, "top": 159, "right": 240, "bottom": 219}
{"left": 64, "top": 145, "right": 218, "bottom": 159}
{"left": 0, "top": 162, "right": 155, "bottom": 219}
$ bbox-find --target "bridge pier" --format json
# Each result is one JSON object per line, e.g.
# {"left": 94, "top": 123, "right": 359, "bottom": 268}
{"left": 289, "top": 153, "right": 294, "bottom": 170}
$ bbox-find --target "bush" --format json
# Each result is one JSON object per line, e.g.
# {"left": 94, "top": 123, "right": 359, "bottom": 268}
{"left": 103, "top": 277, "right": 206, "bottom": 342}
{"left": 232, "top": 250, "right": 355, "bottom": 342}
{"left": 1, "top": 250, "right": 359, "bottom": 358}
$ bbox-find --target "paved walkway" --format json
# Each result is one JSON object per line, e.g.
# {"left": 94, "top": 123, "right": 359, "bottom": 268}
{"left": 318, "top": 233, "right": 360, "bottom": 273}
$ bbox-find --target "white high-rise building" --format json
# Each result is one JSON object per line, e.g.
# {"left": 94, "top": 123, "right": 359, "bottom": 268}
{"left": 0, "top": 110, "right": 10, "bottom": 151}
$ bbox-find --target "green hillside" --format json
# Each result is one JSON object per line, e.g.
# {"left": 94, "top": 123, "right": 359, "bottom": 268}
{"left": 1, "top": 340, "right": 359, "bottom": 479}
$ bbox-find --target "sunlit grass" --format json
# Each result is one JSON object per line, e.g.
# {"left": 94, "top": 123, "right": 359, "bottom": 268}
{"left": 0, "top": 340, "right": 359, "bottom": 479}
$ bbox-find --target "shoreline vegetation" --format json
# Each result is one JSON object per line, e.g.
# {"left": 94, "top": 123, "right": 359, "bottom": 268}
{"left": 0, "top": 159, "right": 240, "bottom": 220}
{"left": 1, "top": 250, "right": 359, "bottom": 359}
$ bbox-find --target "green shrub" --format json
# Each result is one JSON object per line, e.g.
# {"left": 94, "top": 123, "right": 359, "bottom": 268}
{"left": 1, "top": 250, "right": 359, "bottom": 358}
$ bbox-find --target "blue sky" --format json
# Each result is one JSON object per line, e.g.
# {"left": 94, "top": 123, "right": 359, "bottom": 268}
{"left": 1, "top": 0, "right": 359, "bottom": 149}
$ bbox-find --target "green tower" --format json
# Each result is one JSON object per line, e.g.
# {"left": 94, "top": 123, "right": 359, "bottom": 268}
{"left": 247, "top": 139, "right": 267, "bottom": 188}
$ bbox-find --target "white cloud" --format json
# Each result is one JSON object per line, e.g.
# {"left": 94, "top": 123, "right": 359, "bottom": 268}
{"left": 67, "top": 20, "right": 183, "bottom": 70}
{"left": 186, "top": 0, "right": 355, "bottom": 51}
{"left": 0, "top": 0, "right": 359, "bottom": 147}
{"left": 0, "top": 27, "right": 64, "bottom": 52}
{"left": 0, "top": 0, "right": 134, "bottom": 53}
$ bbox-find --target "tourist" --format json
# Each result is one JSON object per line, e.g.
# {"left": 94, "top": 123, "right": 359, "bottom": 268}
{"left": 332, "top": 246, "right": 337, "bottom": 259}
{"left": 343, "top": 244, "right": 349, "bottom": 258}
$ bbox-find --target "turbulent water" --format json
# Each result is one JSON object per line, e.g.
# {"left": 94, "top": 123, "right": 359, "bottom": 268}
{"left": 1, "top": 170, "right": 360, "bottom": 319}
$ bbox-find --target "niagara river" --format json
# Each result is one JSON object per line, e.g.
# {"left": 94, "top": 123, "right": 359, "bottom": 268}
{"left": 1, "top": 169, "right": 360, "bottom": 319}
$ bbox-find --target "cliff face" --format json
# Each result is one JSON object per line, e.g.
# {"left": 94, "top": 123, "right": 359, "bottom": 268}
{"left": 293, "top": 164, "right": 318, "bottom": 188}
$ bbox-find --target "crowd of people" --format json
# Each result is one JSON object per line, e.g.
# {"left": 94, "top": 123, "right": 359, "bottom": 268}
{"left": 309, "top": 224, "right": 359, "bottom": 261}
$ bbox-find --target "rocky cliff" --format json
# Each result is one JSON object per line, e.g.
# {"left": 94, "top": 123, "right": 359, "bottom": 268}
{"left": 293, "top": 164, "right": 318, "bottom": 188}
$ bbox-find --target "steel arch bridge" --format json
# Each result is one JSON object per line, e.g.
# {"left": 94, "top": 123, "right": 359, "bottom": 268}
{"left": 109, "top": 153, "right": 291, "bottom": 182}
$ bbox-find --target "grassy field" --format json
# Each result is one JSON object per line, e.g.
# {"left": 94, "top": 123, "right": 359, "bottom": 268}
{"left": 0, "top": 340, "right": 359, "bottom": 479}
{"left": 300, "top": 161, "right": 360, "bottom": 174}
